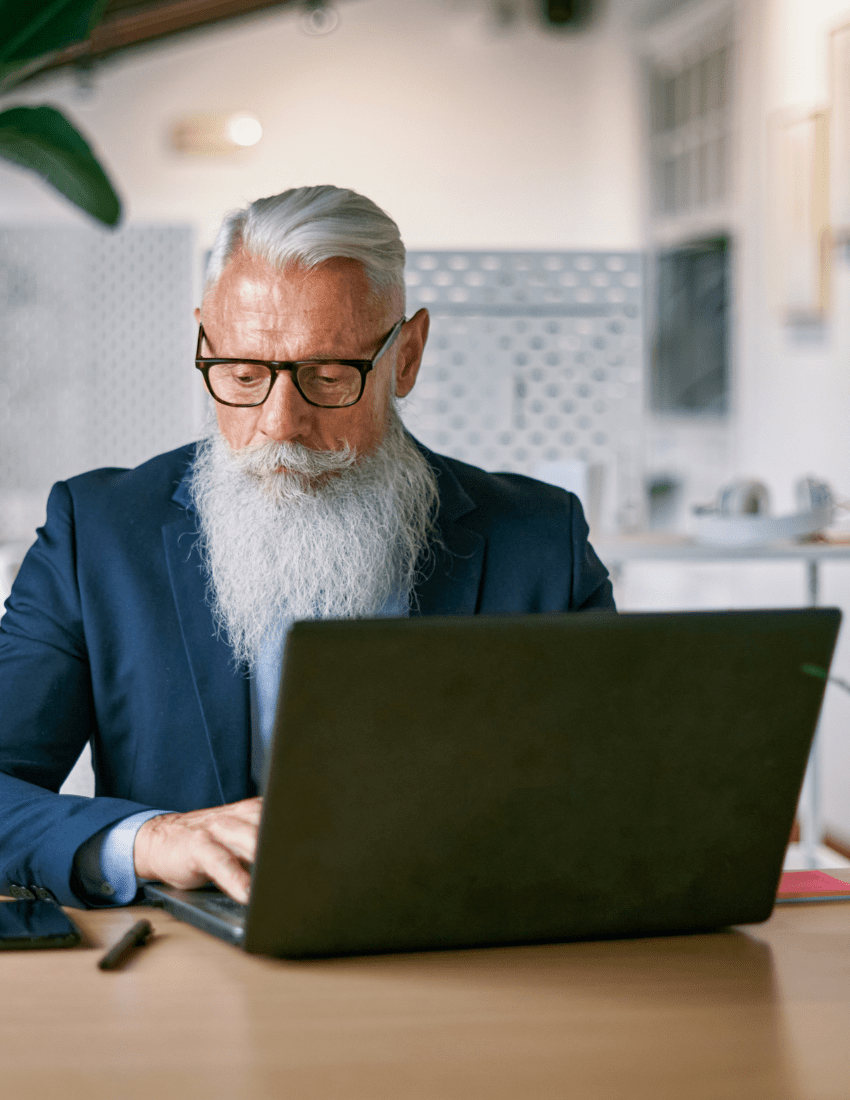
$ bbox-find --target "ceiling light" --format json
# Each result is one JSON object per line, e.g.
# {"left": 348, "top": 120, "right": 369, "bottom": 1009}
{"left": 226, "top": 113, "right": 263, "bottom": 147}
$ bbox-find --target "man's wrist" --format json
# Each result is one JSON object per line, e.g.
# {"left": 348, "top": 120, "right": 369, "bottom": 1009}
{"left": 132, "top": 812, "right": 176, "bottom": 882}
{"left": 74, "top": 810, "right": 169, "bottom": 905}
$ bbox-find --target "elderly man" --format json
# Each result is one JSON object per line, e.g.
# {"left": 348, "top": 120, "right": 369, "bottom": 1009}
{"left": 0, "top": 186, "right": 614, "bottom": 909}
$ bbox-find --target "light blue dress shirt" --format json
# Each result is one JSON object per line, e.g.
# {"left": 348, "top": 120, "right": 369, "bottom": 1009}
{"left": 73, "top": 592, "right": 409, "bottom": 904}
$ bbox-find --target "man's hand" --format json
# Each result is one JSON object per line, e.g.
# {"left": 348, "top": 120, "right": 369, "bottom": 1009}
{"left": 134, "top": 797, "right": 263, "bottom": 905}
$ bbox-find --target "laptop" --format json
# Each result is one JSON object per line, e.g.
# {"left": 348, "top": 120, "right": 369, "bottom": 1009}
{"left": 145, "top": 607, "right": 841, "bottom": 957}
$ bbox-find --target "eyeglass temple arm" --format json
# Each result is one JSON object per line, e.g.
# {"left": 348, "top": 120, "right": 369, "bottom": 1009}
{"left": 372, "top": 318, "right": 406, "bottom": 365}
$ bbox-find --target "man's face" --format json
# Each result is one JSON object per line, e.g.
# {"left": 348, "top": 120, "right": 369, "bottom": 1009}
{"left": 197, "top": 252, "right": 427, "bottom": 456}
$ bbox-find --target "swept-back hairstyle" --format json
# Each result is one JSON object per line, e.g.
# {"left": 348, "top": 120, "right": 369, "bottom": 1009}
{"left": 203, "top": 185, "right": 406, "bottom": 306}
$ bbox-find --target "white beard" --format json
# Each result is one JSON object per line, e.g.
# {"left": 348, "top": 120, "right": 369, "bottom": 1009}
{"left": 189, "top": 406, "right": 439, "bottom": 672}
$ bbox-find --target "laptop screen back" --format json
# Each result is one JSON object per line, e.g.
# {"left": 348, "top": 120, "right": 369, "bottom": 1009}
{"left": 243, "top": 608, "right": 840, "bottom": 957}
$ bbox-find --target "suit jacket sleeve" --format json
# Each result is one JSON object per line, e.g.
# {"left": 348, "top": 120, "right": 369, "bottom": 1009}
{"left": 0, "top": 481, "right": 159, "bottom": 906}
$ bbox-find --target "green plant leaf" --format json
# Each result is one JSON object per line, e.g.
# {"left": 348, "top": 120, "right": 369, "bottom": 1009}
{"left": 0, "top": 0, "right": 110, "bottom": 89}
{"left": 0, "top": 104, "right": 120, "bottom": 226}
{"left": 0, "top": 0, "right": 109, "bottom": 63}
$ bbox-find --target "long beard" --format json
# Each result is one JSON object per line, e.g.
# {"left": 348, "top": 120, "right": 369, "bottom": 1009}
{"left": 189, "top": 407, "right": 439, "bottom": 672}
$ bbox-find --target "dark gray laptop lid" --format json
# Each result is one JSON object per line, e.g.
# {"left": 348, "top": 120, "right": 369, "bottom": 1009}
{"left": 243, "top": 608, "right": 841, "bottom": 957}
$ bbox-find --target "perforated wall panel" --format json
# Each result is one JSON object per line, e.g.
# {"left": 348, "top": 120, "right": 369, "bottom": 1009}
{"left": 0, "top": 226, "right": 195, "bottom": 542}
{"left": 401, "top": 251, "right": 644, "bottom": 532}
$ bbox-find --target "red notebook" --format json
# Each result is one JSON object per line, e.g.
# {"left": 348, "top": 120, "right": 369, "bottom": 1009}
{"left": 776, "top": 870, "right": 850, "bottom": 902}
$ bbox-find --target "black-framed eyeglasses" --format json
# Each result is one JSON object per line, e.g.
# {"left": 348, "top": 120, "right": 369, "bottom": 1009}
{"left": 195, "top": 318, "right": 406, "bottom": 409}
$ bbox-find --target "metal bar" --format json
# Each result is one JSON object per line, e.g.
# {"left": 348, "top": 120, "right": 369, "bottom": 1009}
{"left": 799, "top": 559, "right": 823, "bottom": 868}
{"left": 808, "top": 559, "right": 819, "bottom": 607}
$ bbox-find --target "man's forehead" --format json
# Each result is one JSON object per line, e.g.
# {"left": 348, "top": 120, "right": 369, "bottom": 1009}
{"left": 201, "top": 260, "right": 402, "bottom": 366}
{"left": 205, "top": 251, "right": 394, "bottom": 327}
{"left": 217, "top": 250, "right": 370, "bottom": 300}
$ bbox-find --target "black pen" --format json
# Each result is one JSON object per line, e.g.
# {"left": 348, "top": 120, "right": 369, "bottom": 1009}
{"left": 98, "top": 918, "right": 153, "bottom": 971}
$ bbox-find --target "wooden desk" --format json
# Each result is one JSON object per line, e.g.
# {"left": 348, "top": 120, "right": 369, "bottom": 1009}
{"left": 3, "top": 888, "right": 850, "bottom": 1100}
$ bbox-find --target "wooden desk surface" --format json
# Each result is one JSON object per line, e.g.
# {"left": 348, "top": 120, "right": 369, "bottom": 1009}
{"left": 3, "top": 892, "right": 850, "bottom": 1100}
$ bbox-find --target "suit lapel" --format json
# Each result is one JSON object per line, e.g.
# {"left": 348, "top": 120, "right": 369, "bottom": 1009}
{"left": 163, "top": 473, "right": 251, "bottom": 803}
{"left": 413, "top": 449, "right": 485, "bottom": 616}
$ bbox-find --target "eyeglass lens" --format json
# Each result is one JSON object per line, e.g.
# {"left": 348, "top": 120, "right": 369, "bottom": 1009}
{"left": 207, "top": 361, "right": 363, "bottom": 407}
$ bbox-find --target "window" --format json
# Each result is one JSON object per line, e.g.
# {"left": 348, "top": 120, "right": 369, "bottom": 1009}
{"left": 650, "top": 41, "right": 732, "bottom": 221}
{"left": 652, "top": 238, "right": 728, "bottom": 415}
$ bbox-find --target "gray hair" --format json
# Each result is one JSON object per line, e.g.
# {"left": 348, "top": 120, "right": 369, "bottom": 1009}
{"left": 204, "top": 185, "right": 406, "bottom": 307}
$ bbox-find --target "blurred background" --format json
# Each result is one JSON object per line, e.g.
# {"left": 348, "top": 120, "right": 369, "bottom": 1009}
{"left": 3, "top": 0, "right": 850, "bottom": 856}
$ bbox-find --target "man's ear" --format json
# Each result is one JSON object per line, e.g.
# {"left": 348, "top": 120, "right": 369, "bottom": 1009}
{"left": 194, "top": 307, "right": 201, "bottom": 323}
{"left": 395, "top": 309, "right": 429, "bottom": 398}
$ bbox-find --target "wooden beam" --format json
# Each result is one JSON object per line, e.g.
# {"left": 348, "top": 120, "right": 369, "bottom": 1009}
{"left": 42, "top": 0, "right": 300, "bottom": 69}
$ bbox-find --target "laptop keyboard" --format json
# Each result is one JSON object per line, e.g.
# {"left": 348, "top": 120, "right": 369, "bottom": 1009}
{"left": 196, "top": 889, "right": 247, "bottom": 923}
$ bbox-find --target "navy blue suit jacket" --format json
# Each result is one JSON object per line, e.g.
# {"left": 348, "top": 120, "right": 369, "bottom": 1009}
{"left": 0, "top": 441, "right": 613, "bottom": 905}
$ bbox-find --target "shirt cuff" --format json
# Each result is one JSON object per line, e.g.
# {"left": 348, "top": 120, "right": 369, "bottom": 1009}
{"left": 73, "top": 809, "right": 168, "bottom": 905}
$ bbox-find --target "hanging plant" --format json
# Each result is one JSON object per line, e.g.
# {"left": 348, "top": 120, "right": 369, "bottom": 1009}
{"left": 0, "top": 0, "right": 121, "bottom": 226}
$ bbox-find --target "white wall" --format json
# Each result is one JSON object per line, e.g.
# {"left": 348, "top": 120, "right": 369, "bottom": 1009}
{"left": 0, "top": 0, "right": 643, "bottom": 255}
{"left": 736, "top": 0, "right": 850, "bottom": 510}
